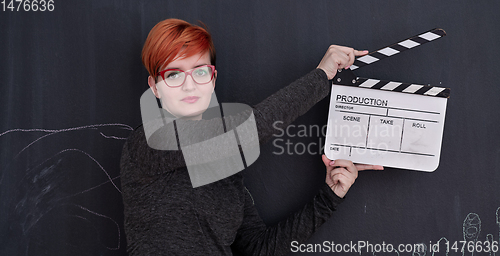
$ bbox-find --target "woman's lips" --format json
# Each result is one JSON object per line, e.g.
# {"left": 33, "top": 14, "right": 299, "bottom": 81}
{"left": 181, "top": 96, "right": 200, "bottom": 103}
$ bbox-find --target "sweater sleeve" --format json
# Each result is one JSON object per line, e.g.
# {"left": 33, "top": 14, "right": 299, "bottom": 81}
{"left": 231, "top": 183, "right": 344, "bottom": 256}
{"left": 252, "top": 69, "right": 331, "bottom": 145}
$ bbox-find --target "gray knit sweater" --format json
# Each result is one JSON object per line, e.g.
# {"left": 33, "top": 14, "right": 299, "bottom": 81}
{"left": 120, "top": 69, "right": 344, "bottom": 256}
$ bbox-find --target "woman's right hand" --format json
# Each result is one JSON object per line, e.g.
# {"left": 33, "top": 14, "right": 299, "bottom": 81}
{"left": 321, "top": 155, "right": 383, "bottom": 198}
{"left": 317, "top": 45, "right": 368, "bottom": 80}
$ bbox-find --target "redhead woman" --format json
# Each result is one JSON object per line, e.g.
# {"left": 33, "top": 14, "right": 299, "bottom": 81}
{"left": 120, "top": 18, "right": 383, "bottom": 256}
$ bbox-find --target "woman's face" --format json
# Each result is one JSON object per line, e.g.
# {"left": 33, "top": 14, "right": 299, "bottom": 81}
{"left": 149, "top": 51, "right": 216, "bottom": 120}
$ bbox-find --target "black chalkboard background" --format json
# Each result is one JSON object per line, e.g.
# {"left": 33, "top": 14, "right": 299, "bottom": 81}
{"left": 1, "top": 1, "right": 499, "bottom": 255}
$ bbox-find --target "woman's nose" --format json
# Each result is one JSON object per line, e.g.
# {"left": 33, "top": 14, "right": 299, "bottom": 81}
{"left": 181, "top": 74, "right": 196, "bottom": 91}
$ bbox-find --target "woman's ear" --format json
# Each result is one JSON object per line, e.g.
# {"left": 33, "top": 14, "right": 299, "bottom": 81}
{"left": 148, "top": 76, "right": 161, "bottom": 98}
{"left": 212, "top": 70, "right": 217, "bottom": 88}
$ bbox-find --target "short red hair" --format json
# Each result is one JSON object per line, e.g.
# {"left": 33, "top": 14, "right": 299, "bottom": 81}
{"left": 141, "top": 18, "right": 216, "bottom": 80}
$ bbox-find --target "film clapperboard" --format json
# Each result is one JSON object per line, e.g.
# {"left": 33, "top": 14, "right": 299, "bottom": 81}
{"left": 324, "top": 28, "right": 450, "bottom": 172}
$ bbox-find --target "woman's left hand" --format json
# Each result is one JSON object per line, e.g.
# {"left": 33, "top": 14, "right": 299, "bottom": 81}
{"left": 321, "top": 155, "right": 383, "bottom": 198}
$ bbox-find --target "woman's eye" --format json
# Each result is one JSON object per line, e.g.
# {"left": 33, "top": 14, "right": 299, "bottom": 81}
{"left": 194, "top": 69, "right": 208, "bottom": 76}
{"left": 166, "top": 72, "right": 181, "bottom": 79}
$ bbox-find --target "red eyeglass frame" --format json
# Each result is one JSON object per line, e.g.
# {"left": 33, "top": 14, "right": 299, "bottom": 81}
{"left": 157, "top": 64, "right": 216, "bottom": 88}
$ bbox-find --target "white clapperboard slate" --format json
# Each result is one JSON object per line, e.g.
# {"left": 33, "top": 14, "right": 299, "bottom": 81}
{"left": 324, "top": 28, "right": 450, "bottom": 172}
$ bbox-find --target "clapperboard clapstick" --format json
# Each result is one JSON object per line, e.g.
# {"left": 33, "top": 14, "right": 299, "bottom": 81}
{"left": 325, "top": 28, "right": 450, "bottom": 172}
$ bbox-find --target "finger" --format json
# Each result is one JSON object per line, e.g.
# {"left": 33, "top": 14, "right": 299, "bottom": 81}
{"left": 330, "top": 172, "right": 352, "bottom": 193}
{"left": 322, "top": 154, "right": 333, "bottom": 168}
{"left": 354, "top": 49, "right": 369, "bottom": 56}
{"left": 331, "top": 171, "right": 354, "bottom": 186}
{"left": 333, "top": 45, "right": 368, "bottom": 56}
{"left": 330, "top": 167, "right": 357, "bottom": 181}
{"left": 344, "top": 50, "right": 356, "bottom": 69}
{"left": 346, "top": 49, "right": 369, "bottom": 69}
{"left": 334, "top": 51, "right": 350, "bottom": 70}
{"left": 334, "top": 46, "right": 363, "bottom": 65}
{"left": 329, "top": 159, "right": 356, "bottom": 173}
{"left": 355, "top": 164, "right": 384, "bottom": 171}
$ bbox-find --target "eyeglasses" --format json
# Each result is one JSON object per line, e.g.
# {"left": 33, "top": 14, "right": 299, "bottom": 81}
{"left": 157, "top": 65, "right": 216, "bottom": 88}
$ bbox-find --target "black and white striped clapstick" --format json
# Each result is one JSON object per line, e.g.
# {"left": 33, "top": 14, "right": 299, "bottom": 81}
{"left": 355, "top": 77, "right": 450, "bottom": 97}
{"left": 351, "top": 28, "right": 446, "bottom": 70}
{"left": 332, "top": 28, "right": 449, "bottom": 98}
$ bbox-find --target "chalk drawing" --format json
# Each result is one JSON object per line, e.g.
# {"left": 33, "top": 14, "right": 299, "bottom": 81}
{"left": 432, "top": 237, "right": 449, "bottom": 256}
{"left": 0, "top": 123, "right": 132, "bottom": 255}
{"left": 463, "top": 213, "right": 481, "bottom": 256}
{"left": 487, "top": 234, "right": 494, "bottom": 256}
{"left": 0, "top": 124, "right": 132, "bottom": 157}
{"left": 413, "top": 243, "right": 427, "bottom": 256}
